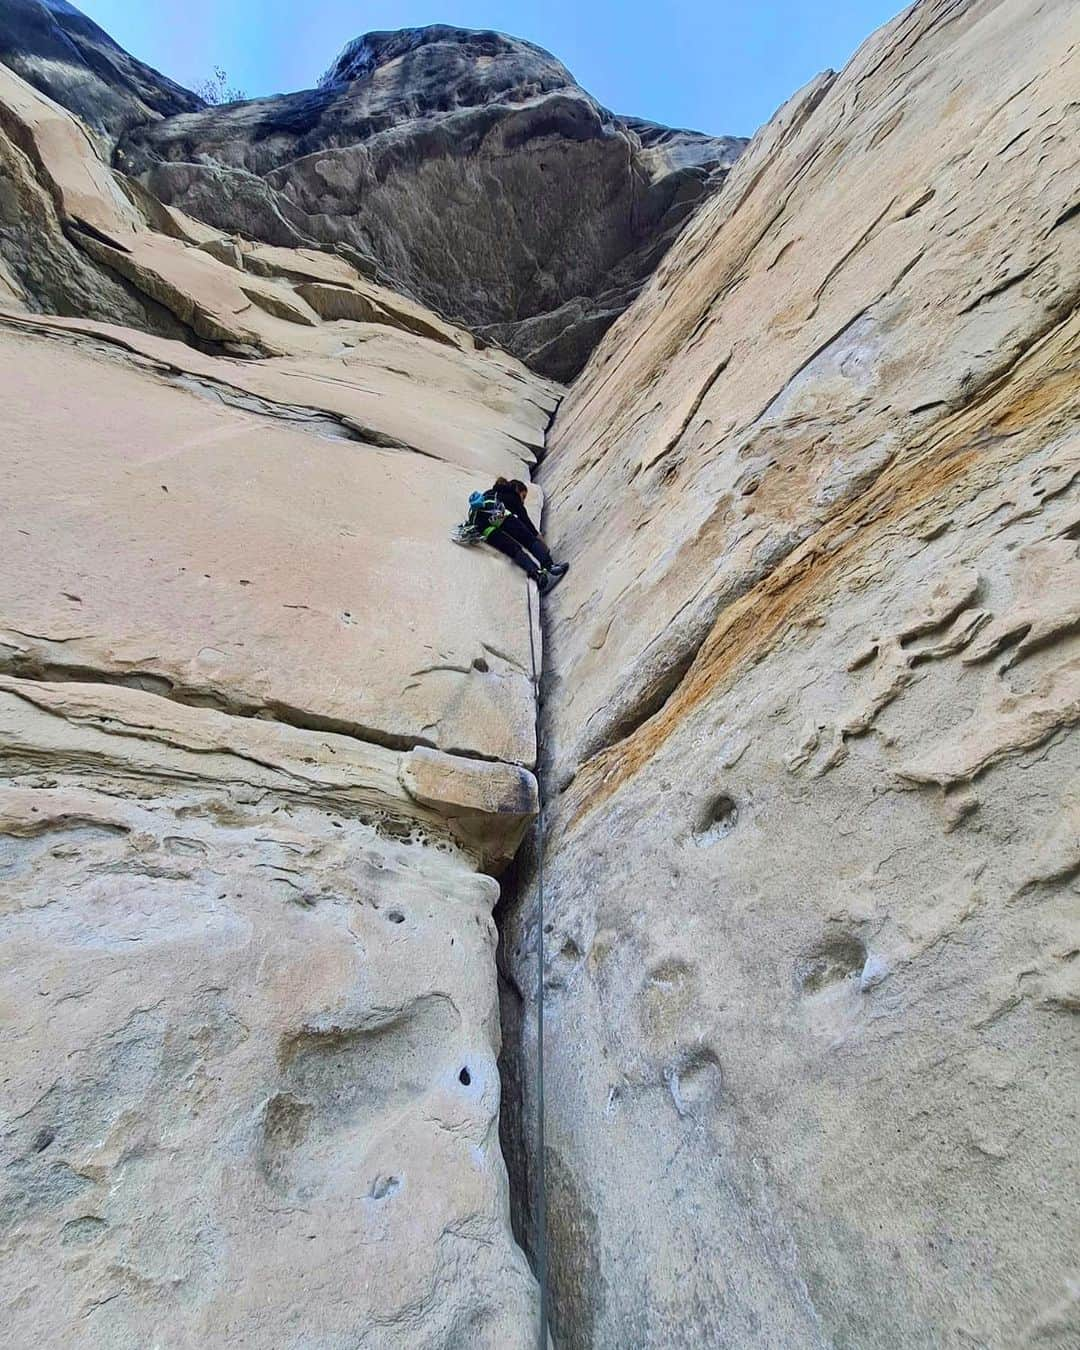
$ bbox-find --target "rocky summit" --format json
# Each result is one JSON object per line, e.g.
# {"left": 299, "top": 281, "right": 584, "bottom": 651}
{"left": 111, "top": 25, "right": 745, "bottom": 381}
{"left": 0, "top": 0, "right": 1078, "bottom": 1347}
{"left": 0, "top": 12, "right": 746, "bottom": 380}
{"left": 0, "top": 0, "right": 202, "bottom": 141}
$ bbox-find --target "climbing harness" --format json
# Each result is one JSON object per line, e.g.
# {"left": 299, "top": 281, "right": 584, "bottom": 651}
{"left": 451, "top": 491, "right": 509, "bottom": 545}
{"left": 526, "top": 581, "right": 548, "bottom": 1350}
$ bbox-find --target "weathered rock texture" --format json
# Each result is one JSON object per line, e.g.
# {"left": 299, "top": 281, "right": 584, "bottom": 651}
{"left": 112, "top": 25, "right": 746, "bottom": 381}
{"left": 4, "top": 0, "right": 1080, "bottom": 1345}
{"left": 504, "top": 0, "right": 1080, "bottom": 1345}
{"left": 0, "top": 0, "right": 203, "bottom": 144}
{"left": 0, "top": 62, "right": 557, "bottom": 1347}
{"left": 0, "top": 55, "right": 193, "bottom": 330}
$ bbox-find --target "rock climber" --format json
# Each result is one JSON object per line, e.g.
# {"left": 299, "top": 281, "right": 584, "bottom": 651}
{"left": 461, "top": 477, "right": 569, "bottom": 594}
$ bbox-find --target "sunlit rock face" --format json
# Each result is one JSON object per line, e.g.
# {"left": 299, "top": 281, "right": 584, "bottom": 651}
{"left": 3, "top": 0, "right": 1079, "bottom": 1345}
{"left": 503, "top": 0, "right": 1080, "bottom": 1344}
{"left": 0, "top": 63, "right": 557, "bottom": 1348}
{"left": 113, "top": 24, "right": 746, "bottom": 381}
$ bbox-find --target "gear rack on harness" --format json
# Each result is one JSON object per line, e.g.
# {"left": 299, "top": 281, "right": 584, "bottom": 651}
{"left": 452, "top": 490, "right": 509, "bottom": 545}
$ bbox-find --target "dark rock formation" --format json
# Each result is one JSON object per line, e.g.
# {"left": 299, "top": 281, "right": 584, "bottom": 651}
{"left": 116, "top": 26, "right": 746, "bottom": 379}
{"left": 0, "top": 0, "right": 203, "bottom": 143}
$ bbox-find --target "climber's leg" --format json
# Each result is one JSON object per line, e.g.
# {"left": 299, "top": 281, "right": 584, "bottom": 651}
{"left": 502, "top": 507, "right": 561, "bottom": 567}
{"left": 486, "top": 526, "right": 542, "bottom": 579}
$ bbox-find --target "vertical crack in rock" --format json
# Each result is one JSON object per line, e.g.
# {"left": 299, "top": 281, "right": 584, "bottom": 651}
{"left": 502, "top": 0, "right": 1080, "bottom": 1344}
{"left": 3, "top": 1, "right": 1080, "bottom": 1347}
{"left": 0, "top": 48, "right": 558, "bottom": 1346}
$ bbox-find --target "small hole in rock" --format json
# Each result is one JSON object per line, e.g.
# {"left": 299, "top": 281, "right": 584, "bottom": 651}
{"left": 368, "top": 1175, "right": 400, "bottom": 1201}
{"left": 472, "top": 656, "right": 490, "bottom": 673}
{"left": 386, "top": 910, "right": 405, "bottom": 924}
{"left": 459, "top": 1067, "right": 472, "bottom": 1087}
{"left": 694, "top": 794, "right": 739, "bottom": 844}
{"left": 797, "top": 934, "right": 867, "bottom": 994}
{"left": 32, "top": 1128, "right": 56, "bottom": 1153}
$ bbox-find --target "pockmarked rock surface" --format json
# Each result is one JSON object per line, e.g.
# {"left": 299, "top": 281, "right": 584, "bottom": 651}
{"left": 0, "top": 725, "right": 538, "bottom": 1348}
{"left": 115, "top": 25, "right": 746, "bottom": 381}
{"left": 503, "top": 0, "right": 1080, "bottom": 1345}
{"left": 4, "top": 0, "right": 1080, "bottom": 1345}
{"left": 0, "top": 60, "right": 554, "bottom": 1348}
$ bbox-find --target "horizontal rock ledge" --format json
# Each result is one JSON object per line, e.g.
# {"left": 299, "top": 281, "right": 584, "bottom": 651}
{"left": 0, "top": 675, "right": 536, "bottom": 872}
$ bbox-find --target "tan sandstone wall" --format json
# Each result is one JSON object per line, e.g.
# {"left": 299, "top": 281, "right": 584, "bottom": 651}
{"left": 0, "top": 65, "right": 557, "bottom": 1348}
{"left": 506, "top": 0, "right": 1080, "bottom": 1345}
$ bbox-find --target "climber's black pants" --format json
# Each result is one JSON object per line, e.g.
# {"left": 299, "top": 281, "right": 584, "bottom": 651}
{"left": 485, "top": 515, "right": 552, "bottom": 578}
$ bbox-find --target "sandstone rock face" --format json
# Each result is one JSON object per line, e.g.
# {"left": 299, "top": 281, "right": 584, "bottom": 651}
{"left": 0, "top": 63, "right": 555, "bottom": 1347}
{"left": 0, "top": 61, "right": 190, "bottom": 331}
{"left": 0, "top": 0, "right": 203, "bottom": 144}
{"left": 115, "top": 24, "right": 746, "bottom": 381}
{"left": 0, "top": 712, "right": 538, "bottom": 1348}
{"left": 504, "top": 0, "right": 1080, "bottom": 1344}
{"left": 4, "top": 1, "right": 1079, "bottom": 1344}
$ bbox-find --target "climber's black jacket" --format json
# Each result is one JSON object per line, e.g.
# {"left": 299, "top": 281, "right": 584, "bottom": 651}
{"left": 475, "top": 481, "right": 538, "bottom": 533}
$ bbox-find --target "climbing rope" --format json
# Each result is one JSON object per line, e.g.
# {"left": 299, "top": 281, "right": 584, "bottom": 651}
{"left": 526, "top": 581, "right": 548, "bottom": 1350}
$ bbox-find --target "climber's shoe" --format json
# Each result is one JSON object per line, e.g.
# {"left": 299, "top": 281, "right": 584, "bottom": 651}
{"left": 548, "top": 561, "right": 570, "bottom": 577}
{"left": 538, "top": 569, "right": 565, "bottom": 596}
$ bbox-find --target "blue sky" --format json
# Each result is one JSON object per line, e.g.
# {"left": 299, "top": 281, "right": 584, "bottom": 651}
{"left": 76, "top": 0, "right": 906, "bottom": 137}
